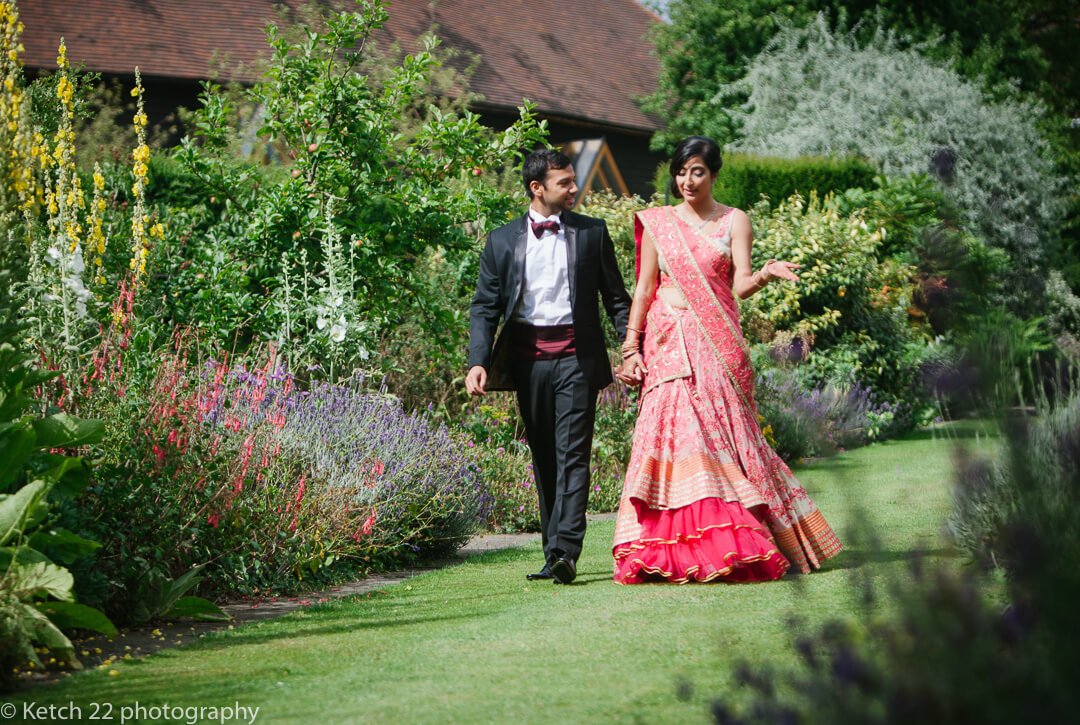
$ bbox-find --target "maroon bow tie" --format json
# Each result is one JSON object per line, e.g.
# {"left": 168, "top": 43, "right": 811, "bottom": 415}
{"left": 530, "top": 219, "right": 560, "bottom": 236}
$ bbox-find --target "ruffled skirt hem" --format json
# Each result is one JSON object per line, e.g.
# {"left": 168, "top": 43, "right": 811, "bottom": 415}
{"left": 613, "top": 496, "right": 790, "bottom": 584}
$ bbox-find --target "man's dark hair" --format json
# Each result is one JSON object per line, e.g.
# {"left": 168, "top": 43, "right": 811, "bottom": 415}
{"left": 523, "top": 149, "right": 574, "bottom": 198}
{"left": 669, "top": 136, "right": 723, "bottom": 199}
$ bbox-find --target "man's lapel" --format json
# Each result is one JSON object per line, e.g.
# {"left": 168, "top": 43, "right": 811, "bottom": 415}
{"left": 564, "top": 212, "right": 578, "bottom": 304}
{"left": 512, "top": 214, "right": 528, "bottom": 306}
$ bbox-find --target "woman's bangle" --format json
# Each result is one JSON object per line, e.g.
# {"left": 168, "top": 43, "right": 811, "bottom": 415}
{"left": 755, "top": 259, "right": 777, "bottom": 288}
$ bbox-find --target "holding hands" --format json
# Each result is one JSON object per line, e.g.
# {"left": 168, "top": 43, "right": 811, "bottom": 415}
{"left": 618, "top": 351, "right": 647, "bottom": 387}
{"left": 617, "top": 327, "right": 647, "bottom": 387}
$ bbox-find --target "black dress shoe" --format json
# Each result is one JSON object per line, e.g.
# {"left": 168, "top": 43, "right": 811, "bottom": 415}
{"left": 551, "top": 557, "right": 577, "bottom": 584}
{"left": 526, "top": 566, "right": 554, "bottom": 581}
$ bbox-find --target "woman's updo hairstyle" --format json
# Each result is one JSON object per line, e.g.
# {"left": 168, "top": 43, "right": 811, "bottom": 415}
{"left": 669, "top": 136, "right": 722, "bottom": 199}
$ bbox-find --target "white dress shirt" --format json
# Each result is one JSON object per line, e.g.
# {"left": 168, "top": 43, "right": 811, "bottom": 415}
{"left": 513, "top": 210, "right": 574, "bottom": 325}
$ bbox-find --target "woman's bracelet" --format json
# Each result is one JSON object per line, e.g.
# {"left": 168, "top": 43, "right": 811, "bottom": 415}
{"left": 754, "top": 259, "right": 777, "bottom": 288}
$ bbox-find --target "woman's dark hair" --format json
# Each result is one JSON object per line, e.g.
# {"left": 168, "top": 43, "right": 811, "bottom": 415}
{"left": 669, "top": 136, "right": 722, "bottom": 199}
{"left": 523, "top": 149, "right": 573, "bottom": 198}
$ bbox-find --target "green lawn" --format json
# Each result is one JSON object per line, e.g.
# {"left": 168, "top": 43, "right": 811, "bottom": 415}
{"left": 6, "top": 423, "right": 997, "bottom": 724}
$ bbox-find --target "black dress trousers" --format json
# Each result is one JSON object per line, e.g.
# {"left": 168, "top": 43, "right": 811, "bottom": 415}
{"left": 514, "top": 354, "right": 597, "bottom": 564}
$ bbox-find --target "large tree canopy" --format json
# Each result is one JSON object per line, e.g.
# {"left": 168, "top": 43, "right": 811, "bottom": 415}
{"left": 645, "top": 0, "right": 1079, "bottom": 152}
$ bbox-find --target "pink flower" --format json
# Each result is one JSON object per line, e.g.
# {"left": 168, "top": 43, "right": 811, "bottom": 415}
{"left": 361, "top": 511, "right": 377, "bottom": 536}
{"left": 295, "top": 475, "right": 306, "bottom": 504}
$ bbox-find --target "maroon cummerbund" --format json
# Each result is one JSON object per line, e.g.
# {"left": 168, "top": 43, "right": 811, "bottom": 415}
{"left": 510, "top": 322, "right": 576, "bottom": 361}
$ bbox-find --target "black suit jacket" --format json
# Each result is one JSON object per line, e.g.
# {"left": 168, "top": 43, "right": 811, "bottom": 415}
{"left": 468, "top": 210, "right": 631, "bottom": 391}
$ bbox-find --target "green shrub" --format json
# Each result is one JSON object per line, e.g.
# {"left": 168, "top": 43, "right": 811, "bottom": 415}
{"left": 742, "top": 191, "right": 935, "bottom": 421}
{"left": 460, "top": 400, "right": 537, "bottom": 533}
{"left": 658, "top": 153, "right": 877, "bottom": 212}
{"left": 727, "top": 15, "right": 1067, "bottom": 311}
{"left": 83, "top": 343, "right": 492, "bottom": 615}
{"left": 577, "top": 189, "right": 653, "bottom": 296}
{"left": 477, "top": 442, "right": 538, "bottom": 534}
{"left": 956, "top": 310, "right": 1055, "bottom": 409}
{"left": 0, "top": 270, "right": 116, "bottom": 686}
{"left": 166, "top": 2, "right": 546, "bottom": 377}
{"left": 589, "top": 382, "right": 638, "bottom": 513}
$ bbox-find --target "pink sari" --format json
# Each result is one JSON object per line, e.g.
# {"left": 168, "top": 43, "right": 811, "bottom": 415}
{"left": 612, "top": 206, "right": 842, "bottom": 583}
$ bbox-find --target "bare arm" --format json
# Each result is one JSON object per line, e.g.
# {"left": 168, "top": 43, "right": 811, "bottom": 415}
{"left": 729, "top": 209, "right": 800, "bottom": 299}
{"left": 616, "top": 224, "right": 658, "bottom": 386}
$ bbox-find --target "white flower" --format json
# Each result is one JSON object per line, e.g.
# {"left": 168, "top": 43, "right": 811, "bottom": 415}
{"left": 329, "top": 317, "right": 347, "bottom": 343}
{"left": 328, "top": 292, "right": 344, "bottom": 308}
{"left": 65, "top": 274, "right": 90, "bottom": 299}
{"left": 45, "top": 246, "right": 62, "bottom": 265}
{"left": 69, "top": 245, "right": 85, "bottom": 275}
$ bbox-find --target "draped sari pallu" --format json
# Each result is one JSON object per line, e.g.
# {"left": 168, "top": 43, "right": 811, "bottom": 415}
{"left": 613, "top": 206, "right": 842, "bottom": 583}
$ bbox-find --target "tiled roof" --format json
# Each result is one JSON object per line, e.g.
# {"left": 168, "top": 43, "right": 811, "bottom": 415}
{"left": 19, "top": 0, "right": 662, "bottom": 133}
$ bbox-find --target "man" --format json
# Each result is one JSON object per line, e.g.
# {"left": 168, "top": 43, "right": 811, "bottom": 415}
{"left": 466, "top": 149, "right": 631, "bottom": 584}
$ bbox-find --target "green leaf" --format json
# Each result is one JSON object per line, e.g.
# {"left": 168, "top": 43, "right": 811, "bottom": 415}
{"left": 32, "top": 413, "right": 105, "bottom": 449}
{"left": 34, "top": 601, "right": 118, "bottom": 637}
{"left": 0, "top": 479, "right": 51, "bottom": 546}
{"left": 28, "top": 527, "right": 101, "bottom": 565}
{"left": 40, "top": 455, "right": 92, "bottom": 500}
{"left": 9, "top": 560, "right": 75, "bottom": 602}
{"left": 0, "top": 421, "right": 36, "bottom": 487}
{"left": 159, "top": 566, "right": 205, "bottom": 614}
{"left": 165, "top": 596, "right": 230, "bottom": 622}
{"left": 0, "top": 544, "right": 51, "bottom": 570}
{"left": 22, "top": 604, "right": 76, "bottom": 663}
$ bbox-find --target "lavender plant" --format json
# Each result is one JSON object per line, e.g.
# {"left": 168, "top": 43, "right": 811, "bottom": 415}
{"left": 711, "top": 382, "right": 1080, "bottom": 724}
{"left": 276, "top": 375, "right": 492, "bottom": 558}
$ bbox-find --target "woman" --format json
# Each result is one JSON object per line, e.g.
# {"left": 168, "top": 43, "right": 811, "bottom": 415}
{"left": 613, "top": 136, "right": 841, "bottom": 583}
